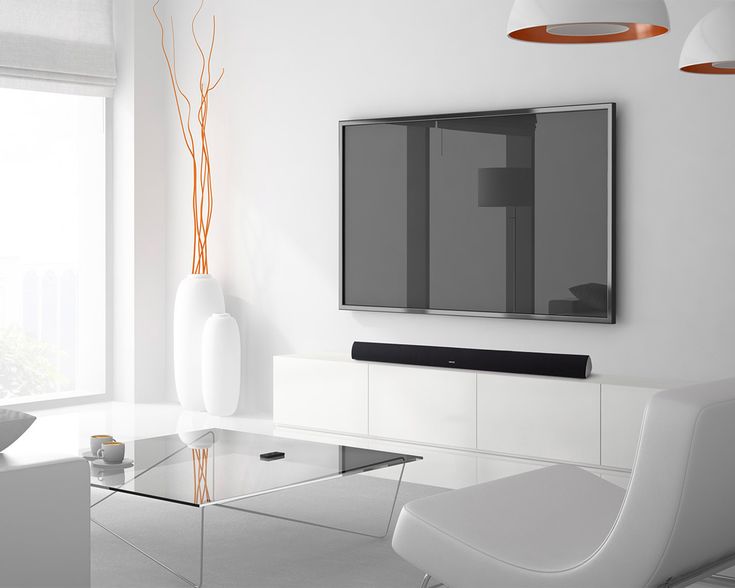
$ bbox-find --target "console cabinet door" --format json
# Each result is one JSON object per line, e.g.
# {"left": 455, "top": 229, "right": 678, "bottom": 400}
{"left": 273, "top": 356, "right": 368, "bottom": 435}
{"left": 477, "top": 374, "right": 601, "bottom": 464}
{"left": 601, "top": 384, "right": 660, "bottom": 469}
{"left": 369, "top": 364, "right": 477, "bottom": 449}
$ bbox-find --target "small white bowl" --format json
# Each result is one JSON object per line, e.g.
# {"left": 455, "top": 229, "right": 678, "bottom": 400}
{"left": 0, "top": 409, "right": 36, "bottom": 452}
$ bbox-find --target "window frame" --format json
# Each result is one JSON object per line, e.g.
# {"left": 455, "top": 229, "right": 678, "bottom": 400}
{"left": 0, "top": 93, "right": 112, "bottom": 410}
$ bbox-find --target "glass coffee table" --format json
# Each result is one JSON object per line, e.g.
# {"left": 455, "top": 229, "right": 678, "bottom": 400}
{"left": 88, "top": 428, "right": 421, "bottom": 587}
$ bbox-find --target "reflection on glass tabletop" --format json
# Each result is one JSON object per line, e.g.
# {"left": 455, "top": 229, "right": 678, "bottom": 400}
{"left": 88, "top": 428, "right": 421, "bottom": 508}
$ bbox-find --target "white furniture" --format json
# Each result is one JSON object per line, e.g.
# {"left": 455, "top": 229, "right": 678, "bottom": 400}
{"left": 369, "top": 364, "right": 476, "bottom": 448}
{"left": 274, "top": 354, "right": 369, "bottom": 435}
{"left": 273, "top": 353, "right": 673, "bottom": 470}
{"left": 173, "top": 274, "right": 225, "bottom": 411}
{"left": 477, "top": 373, "right": 599, "bottom": 464}
{"left": 90, "top": 428, "right": 418, "bottom": 588}
{"left": 0, "top": 408, "right": 36, "bottom": 452}
{"left": 0, "top": 453, "right": 90, "bottom": 588}
{"left": 392, "top": 378, "right": 735, "bottom": 588}
{"left": 202, "top": 312, "right": 242, "bottom": 416}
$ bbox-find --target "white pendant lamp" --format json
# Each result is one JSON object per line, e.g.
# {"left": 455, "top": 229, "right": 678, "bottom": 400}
{"left": 680, "top": 4, "right": 735, "bottom": 74}
{"left": 507, "top": 0, "right": 670, "bottom": 44}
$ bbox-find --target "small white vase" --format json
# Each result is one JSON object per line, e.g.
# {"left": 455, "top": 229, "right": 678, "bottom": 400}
{"left": 173, "top": 274, "right": 224, "bottom": 411}
{"left": 202, "top": 313, "right": 241, "bottom": 416}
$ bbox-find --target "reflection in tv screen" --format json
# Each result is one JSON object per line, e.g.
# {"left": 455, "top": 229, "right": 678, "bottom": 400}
{"left": 341, "top": 104, "right": 614, "bottom": 323}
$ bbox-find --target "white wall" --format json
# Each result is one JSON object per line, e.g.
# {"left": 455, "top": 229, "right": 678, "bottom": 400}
{"left": 112, "top": 1, "right": 167, "bottom": 403}
{"left": 146, "top": 0, "right": 735, "bottom": 415}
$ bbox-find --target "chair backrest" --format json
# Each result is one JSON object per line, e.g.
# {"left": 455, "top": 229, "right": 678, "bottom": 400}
{"left": 599, "top": 378, "right": 735, "bottom": 587}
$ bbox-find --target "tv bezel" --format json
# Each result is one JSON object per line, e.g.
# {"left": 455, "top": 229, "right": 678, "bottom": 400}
{"left": 339, "top": 102, "right": 616, "bottom": 324}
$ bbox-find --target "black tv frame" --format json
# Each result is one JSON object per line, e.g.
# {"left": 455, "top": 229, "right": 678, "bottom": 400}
{"left": 339, "top": 102, "right": 616, "bottom": 324}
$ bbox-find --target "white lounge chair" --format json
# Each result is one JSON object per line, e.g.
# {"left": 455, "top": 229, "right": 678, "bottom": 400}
{"left": 392, "top": 378, "right": 735, "bottom": 587}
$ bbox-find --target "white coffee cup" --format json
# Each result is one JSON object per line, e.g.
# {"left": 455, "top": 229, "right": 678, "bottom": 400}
{"left": 90, "top": 435, "right": 114, "bottom": 455}
{"left": 97, "top": 441, "right": 125, "bottom": 464}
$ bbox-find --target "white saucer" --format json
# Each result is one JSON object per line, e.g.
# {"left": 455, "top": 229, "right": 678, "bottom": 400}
{"left": 82, "top": 451, "right": 99, "bottom": 461}
{"left": 91, "top": 458, "right": 134, "bottom": 470}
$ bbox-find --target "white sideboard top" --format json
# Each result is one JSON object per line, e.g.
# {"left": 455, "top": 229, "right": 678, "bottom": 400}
{"left": 275, "top": 352, "right": 686, "bottom": 390}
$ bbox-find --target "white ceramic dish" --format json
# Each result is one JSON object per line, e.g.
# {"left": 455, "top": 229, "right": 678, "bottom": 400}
{"left": 91, "top": 458, "right": 134, "bottom": 470}
{"left": 0, "top": 409, "right": 36, "bottom": 452}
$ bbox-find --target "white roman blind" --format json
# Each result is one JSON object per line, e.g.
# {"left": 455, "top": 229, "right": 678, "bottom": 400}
{"left": 0, "top": 0, "right": 116, "bottom": 96}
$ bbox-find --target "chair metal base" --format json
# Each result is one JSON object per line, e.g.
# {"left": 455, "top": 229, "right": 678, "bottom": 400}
{"left": 661, "top": 549, "right": 735, "bottom": 587}
{"left": 416, "top": 569, "right": 735, "bottom": 588}
{"left": 420, "top": 573, "right": 444, "bottom": 588}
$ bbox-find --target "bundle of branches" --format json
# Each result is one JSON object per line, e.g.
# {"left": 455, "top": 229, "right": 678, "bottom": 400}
{"left": 153, "top": 0, "right": 224, "bottom": 274}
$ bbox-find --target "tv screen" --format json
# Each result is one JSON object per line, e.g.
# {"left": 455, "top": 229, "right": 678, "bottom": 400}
{"left": 340, "top": 103, "right": 615, "bottom": 323}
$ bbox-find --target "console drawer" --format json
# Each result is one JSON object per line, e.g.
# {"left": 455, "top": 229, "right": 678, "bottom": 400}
{"left": 477, "top": 373, "right": 600, "bottom": 464}
{"left": 273, "top": 356, "right": 368, "bottom": 435}
{"left": 369, "top": 364, "right": 476, "bottom": 449}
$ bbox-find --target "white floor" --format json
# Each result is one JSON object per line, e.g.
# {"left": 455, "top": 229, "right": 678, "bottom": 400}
{"left": 90, "top": 475, "right": 440, "bottom": 588}
{"left": 8, "top": 400, "right": 728, "bottom": 588}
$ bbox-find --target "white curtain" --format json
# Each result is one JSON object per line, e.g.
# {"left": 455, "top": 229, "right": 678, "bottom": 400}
{"left": 0, "top": 0, "right": 116, "bottom": 96}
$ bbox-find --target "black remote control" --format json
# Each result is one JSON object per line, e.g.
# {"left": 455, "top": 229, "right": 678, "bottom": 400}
{"left": 260, "top": 451, "right": 285, "bottom": 461}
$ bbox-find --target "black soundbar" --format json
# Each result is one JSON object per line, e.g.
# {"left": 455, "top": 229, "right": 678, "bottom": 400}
{"left": 351, "top": 341, "right": 591, "bottom": 379}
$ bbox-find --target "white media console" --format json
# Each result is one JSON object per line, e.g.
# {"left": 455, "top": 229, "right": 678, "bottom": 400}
{"left": 273, "top": 353, "right": 683, "bottom": 471}
{"left": 274, "top": 354, "right": 735, "bottom": 582}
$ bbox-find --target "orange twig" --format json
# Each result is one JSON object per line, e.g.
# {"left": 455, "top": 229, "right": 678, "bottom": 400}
{"left": 154, "top": 0, "right": 223, "bottom": 275}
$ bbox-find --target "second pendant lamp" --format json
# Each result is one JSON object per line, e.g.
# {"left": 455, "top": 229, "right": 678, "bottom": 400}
{"left": 679, "top": 3, "right": 735, "bottom": 74}
{"left": 507, "top": 0, "right": 670, "bottom": 43}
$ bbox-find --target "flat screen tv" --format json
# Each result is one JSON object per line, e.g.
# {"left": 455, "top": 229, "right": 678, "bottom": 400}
{"left": 340, "top": 103, "right": 615, "bottom": 323}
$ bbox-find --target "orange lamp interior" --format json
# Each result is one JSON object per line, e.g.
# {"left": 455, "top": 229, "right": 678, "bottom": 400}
{"left": 680, "top": 63, "right": 735, "bottom": 74}
{"left": 509, "top": 23, "right": 669, "bottom": 43}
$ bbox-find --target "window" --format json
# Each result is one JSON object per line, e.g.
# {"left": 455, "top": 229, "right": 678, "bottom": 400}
{"left": 0, "top": 88, "right": 106, "bottom": 405}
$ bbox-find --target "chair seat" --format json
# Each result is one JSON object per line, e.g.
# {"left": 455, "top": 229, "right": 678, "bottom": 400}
{"left": 393, "top": 464, "right": 625, "bottom": 586}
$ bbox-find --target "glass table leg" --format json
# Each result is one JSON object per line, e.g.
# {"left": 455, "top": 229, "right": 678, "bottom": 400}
{"left": 91, "top": 506, "right": 206, "bottom": 588}
{"left": 213, "top": 459, "right": 407, "bottom": 539}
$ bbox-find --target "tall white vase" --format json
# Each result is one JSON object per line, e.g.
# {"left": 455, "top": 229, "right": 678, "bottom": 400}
{"left": 202, "top": 313, "right": 241, "bottom": 416}
{"left": 173, "top": 274, "right": 224, "bottom": 411}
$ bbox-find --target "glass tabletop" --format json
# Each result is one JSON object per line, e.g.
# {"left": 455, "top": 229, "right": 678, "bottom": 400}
{"left": 88, "top": 428, "right": 421, "bottom": 508}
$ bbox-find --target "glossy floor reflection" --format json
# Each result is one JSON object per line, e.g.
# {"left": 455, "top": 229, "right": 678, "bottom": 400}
{"left": 91, "top": 476, "right": 442, "bottom": 588}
